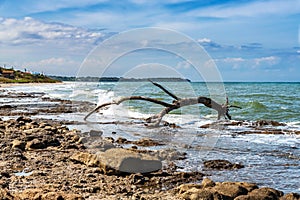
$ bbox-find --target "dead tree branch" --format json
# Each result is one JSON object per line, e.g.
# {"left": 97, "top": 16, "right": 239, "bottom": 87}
{"left": 84, "top": 81, "right": 241, "bottom": 126}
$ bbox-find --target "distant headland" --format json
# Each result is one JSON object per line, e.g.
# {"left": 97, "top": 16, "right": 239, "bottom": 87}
{"left": 0, "top": 67, "right": 60, "bottom": 84}
{"left": 49, "top": 76, "right": 191, "bottom": 82}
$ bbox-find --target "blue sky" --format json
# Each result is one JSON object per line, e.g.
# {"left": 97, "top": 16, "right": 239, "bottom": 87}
{"left": 0, "top": 0, "right": 299, "bottom": 81}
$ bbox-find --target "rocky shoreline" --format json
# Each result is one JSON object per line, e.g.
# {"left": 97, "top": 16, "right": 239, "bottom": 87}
{"left": 1, "top": 117, "right": 299, "bottom": 200}
{"left": 0, "top": 88, "right": 299, "bottom": 199}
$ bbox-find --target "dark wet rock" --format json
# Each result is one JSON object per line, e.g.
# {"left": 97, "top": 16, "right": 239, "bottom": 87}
{"left": 203, "top": 159, "right": 244, "bottom": 170}
{"left": 200, "top": 120, "right": 244, "bottom": 129}
{"left": 0, "top": 105, "right": 16, "bottom": 109}
{"left": 199, "top": 120, "right": 297, "bottom": 135}
{"left": 254, "top": 120, "right": 286, "bottom": 127}
{"left": 132, "top": 138, "right": 164, "bottom": 147}
{"left": 89, "top": 129, "right": 103, "bottom": 137}
{"left": 0, "top": 90, "right": 96, "bottom": 117}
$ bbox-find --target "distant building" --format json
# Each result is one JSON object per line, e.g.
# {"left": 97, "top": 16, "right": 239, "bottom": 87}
{"left": 1, "top": 69, "right": 15, "bottom": 79}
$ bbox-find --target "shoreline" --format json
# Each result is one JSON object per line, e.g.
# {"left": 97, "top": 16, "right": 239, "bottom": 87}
{"left": 0, "top": 82, "right": 65, "bottom": 88}
{"left": 1, "top": 116, "right": 299, "bottom": 199}
{"left": 0, "top": 87, "right": 299, "bottom": 199}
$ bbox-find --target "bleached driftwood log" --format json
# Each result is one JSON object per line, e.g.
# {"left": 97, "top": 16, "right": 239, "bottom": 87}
{"left": 84, "top": 80, "right": 241, "bottom": 126}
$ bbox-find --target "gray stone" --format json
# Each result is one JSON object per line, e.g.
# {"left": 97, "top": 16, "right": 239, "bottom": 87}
{"left": 99, "top": 148, "right": 162, "bottom": 174}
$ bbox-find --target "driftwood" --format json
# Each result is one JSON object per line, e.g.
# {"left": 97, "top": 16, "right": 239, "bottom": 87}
{"left": 84, "top": 81, "right": 241, "bottom": 126}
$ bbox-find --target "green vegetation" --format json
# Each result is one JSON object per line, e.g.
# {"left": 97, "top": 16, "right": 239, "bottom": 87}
{"left": 0, "top": 67, "right": 61, "bottom": 83}
{"left": 49, "top": 75, "right": 191, "bottom": 82}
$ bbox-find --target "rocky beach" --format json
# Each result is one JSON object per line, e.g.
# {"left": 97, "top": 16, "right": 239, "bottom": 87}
{"left": 0, "top": 85, "right": 299, "bottom": 199}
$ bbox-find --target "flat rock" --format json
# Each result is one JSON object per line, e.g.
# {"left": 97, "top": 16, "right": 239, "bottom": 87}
{"left": 99, "top": 148, "right": 162, "bottom": 174}
{"left": 71, "top": 148, "right": 162, "bottom": 174}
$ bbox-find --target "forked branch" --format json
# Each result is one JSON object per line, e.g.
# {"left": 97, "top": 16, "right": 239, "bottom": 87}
{"left": 84, "top": 81, "right": 241, "bottom": 126}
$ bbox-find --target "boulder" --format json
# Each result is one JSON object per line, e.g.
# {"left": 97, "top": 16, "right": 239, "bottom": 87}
{"left": 280, "top": 193, "right": 300, "bottom": 200}
{"left": 180, "top": 187, "right": 231, "bottom": 200}
{"left": 99, "top": 148, "right": 162, "bottom": 174}
{"left": 235, "top": 187, "right": 284, "bottom": 200}
{"left": 213, "top": 182, "right": 248, "bottom": 198}
{"left": 203, "top": 159, "right": 244, "bottom": 170}
{"left": 177, "top": 180, "right": 261, "bottom": 200}
{"left": 89, "top": 129, "right": 103, "bottom": 137}
{"left": 71, "top": 148, "right": 162, "bottom": 174}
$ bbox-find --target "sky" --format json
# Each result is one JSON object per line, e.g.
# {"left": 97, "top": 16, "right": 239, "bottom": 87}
{"left": 0, "top": 0, "right": 299, "bottom": 81}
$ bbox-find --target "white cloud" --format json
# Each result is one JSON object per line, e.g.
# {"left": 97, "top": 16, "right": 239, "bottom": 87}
{"left": 24, "top": 57, "right": 75, "bottom": 66}
{"left": 216, "top": 57, "right": 245, "bottom": 69}
{"left": 215, "top": 56, "right": 280, "bottom": 70}
{"left": 175, "top": 60, "right": 191, "bottom": 69}
{"left": 21, "top": 57, "right": 79, "bottom": 75}
{"left": 0, "top": 17, "right": 103, "bottom": 45}
{"left": 254, "top": 56, "right": 279, "bottom": 67}
{"left": 198, "top": 38, "right": 212, "bottom": 43}
{"left": 223, "top": 57, "right": 245, "bottom": 63}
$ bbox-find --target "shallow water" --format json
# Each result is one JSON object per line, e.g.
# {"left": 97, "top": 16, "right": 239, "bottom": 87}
{"left": 1, "top": 81, "right": 299, "bottom": 193}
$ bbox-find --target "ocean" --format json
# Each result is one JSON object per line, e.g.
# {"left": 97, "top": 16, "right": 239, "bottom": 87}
{"left": 2, "top": 81, "right": 299, "bottom": 193}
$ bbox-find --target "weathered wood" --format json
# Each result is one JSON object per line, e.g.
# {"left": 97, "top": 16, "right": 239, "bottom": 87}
{"left": 149, "top": 79, "right": 180, "bottom": 100}
{"left": 84, "top": 96, "right": 173, "bottom": 121}
{"left": 84, "top": 81, "right": 241, "bottom": 126}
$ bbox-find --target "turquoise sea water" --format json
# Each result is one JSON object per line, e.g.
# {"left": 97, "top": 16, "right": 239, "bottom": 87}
{"left": 2, "top": 81, "right": 300, "bottom": 193}
{"left": 69, "top": 81, "right": 300, "bottom": 123}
